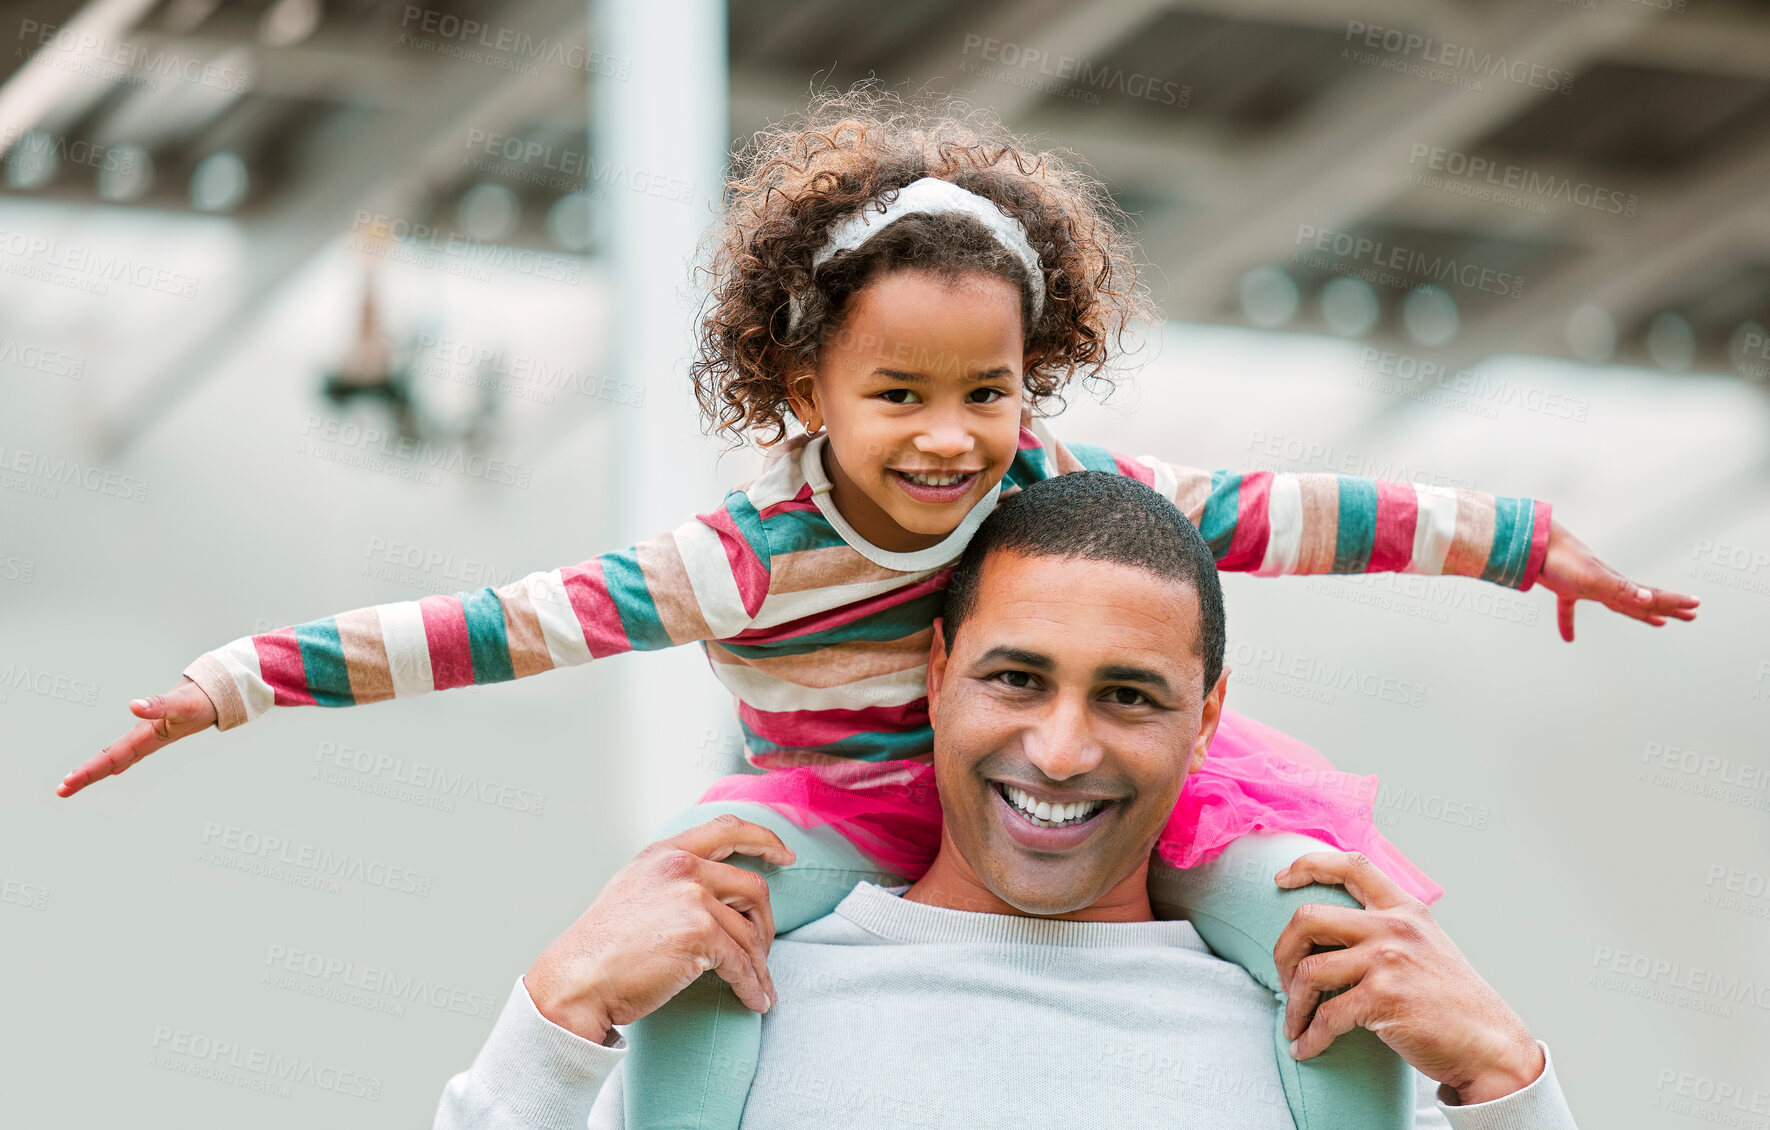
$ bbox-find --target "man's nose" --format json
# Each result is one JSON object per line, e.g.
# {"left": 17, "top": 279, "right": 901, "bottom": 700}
{"left": 1022, "top": 693, "right": 1104, "bottom": 781}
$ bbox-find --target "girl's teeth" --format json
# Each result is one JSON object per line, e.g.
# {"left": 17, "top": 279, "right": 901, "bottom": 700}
{"left": 905, "top": 472, "right": 965, "bottom": 487}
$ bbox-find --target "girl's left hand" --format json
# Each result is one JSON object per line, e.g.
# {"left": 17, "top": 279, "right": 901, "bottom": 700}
{"left": 1538, "top": 520, "right": 1699, "bottom": 642}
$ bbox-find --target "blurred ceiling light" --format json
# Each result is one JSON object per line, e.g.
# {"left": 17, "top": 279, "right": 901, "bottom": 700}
{"left": 189, "top": 150, "right": 249, "bottom": 212}
{"left": 163, "top": 0, "right": 223, "bottom": 34}
{"left": 1565, "top": 303, "right": 1616, "bottom": 364}
{"left": 1319, "top": 276, "right": 1379, "bottom": 337}
{"left": 1238, "top": 266, "right": 1299, "bottom": 329}
{"left": 1401, "top": 284, "right": 1458, "bottom": 347}
{"left": 1646, "top": 311, "right": 1696, "bottom": 372}
{"left": 96, "top": 143, "right": 153, "bottom": 202}
{"left": 260, "top": 0, "right": 322, "bottom": 48}
{"left": 4, "top": 130, "right": 57, "bottom": 190}
{"left": 547, "top": 192, "right": 595, "bottom": 253}
{"left": 457, "top": 182, "right": 520, "bottom": 243}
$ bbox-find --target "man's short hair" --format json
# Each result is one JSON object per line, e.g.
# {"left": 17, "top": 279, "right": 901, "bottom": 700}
{"left": 943, "top": 471, "right": 1227, "bottom": 693}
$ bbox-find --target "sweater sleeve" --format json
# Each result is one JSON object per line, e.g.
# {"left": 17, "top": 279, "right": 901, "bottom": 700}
{"left": 1117, "top": 452, "right": 1549, "bottom": 590}
{"left": 185, "top": 495, "right": 773, "bottom": 730}
{"left": 433, "top": 976, "right": 627, "bottom": 1130}
{"left": 1432, "top": 1042, "right": 1580, "bottom": 1129}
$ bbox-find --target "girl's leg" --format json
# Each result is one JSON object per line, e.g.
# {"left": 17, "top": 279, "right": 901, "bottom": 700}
{"left": 623, "top": 799, "right": 907, "bottom": 1130}
{"left": 1148, "top": 832, "right": 1414, "bottom": 1130}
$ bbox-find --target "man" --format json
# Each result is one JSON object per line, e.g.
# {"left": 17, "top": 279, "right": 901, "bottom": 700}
{"left": 436, "top": 472, "right": 1578, "bottom": 1129}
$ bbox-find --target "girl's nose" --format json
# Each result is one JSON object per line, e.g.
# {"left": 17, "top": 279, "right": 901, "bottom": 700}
{"left": 912, "top": 424, "right": 976, "bottom": 459}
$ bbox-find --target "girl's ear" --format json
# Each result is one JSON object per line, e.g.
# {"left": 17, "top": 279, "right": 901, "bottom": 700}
{"left": 784, "top": 372, "right": 823, "bottom": 434}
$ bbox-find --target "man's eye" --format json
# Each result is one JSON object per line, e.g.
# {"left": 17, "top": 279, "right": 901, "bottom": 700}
{"left": 1104, "top": 687, "right": 1149, "bottom": 706}
{"left": 969, "top": 387, "right": 1007, "bottom": 404}
{"left": 880, "top": 389, "right": 918, "bottom": 404}
{"left": 994, "top": 670, "right": 1036, "bottom": 690}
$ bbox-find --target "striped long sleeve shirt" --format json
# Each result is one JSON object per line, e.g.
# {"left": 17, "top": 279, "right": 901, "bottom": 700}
{"left": 185, "top": 418, "right": 1552, "bottom": 767}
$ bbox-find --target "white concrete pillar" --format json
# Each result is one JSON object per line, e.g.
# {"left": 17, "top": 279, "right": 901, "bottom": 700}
{"left": 591, "top": 0, "right": 741, "bottom": 846}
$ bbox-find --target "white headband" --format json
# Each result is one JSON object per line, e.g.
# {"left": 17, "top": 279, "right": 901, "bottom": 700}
{"left": 787, "top": 176, "right": 1045, "bottom": 334}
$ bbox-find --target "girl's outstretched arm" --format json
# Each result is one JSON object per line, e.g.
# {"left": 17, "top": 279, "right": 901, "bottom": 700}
{"left": 1154, "top": 459, "right": 1697, "bottom": 639}
{"left": 59, "top": 497, "right": 771, "bottom": 797}
{"left": 1042, "top": 428, "right": 1696, "bottom": 640}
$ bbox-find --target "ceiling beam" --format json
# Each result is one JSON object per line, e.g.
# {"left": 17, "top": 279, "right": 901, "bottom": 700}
{"left": 104, "top": 30, "right": 454, "bottom": 111}
{"left": 1604, "top": 13, "right": 1770, "bottom": 82}
{"left": 1417, "top": 120, "right": 1770, "bottom": 375}
{"left": 0, "top": 0, "right": 161, "bottom": 158}
{"left": 1158, "top": 0, "right": 1667, "bottom": 319}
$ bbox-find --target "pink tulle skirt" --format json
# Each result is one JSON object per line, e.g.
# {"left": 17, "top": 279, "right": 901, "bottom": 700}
{"left": 700, "top": 705, "right": 1442, "bottom": 906}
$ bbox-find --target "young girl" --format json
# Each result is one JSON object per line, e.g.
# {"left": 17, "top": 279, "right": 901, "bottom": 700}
{"left": 62, "top": 90, "right": 1695, "bottom": 1128}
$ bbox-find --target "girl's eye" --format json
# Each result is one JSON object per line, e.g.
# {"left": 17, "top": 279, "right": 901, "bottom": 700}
{"left": 880, "top": 389, "right": 918, "bottom": 405}
{"left": 1104, "top": 687, "right": 1149, "bottom": 706}
{"left": 969, "top": 388, "right": 1006, "bottom": 404}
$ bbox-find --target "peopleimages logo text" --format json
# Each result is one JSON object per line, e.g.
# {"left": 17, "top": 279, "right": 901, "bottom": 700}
{"left": 1344, "top": 21, "right": 1574, "bottom": 93}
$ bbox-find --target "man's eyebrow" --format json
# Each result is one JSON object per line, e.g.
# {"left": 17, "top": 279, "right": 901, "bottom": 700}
{"left": 974, "top": 646, "right": 1052, "bottom": 670}
{"left": 1097, "top": 664, "right": 1172, "bottom": 695}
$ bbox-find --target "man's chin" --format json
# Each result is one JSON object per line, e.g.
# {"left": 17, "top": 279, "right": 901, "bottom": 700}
{"left": 979, "top": 860, "right": 1112, "bottom": 918}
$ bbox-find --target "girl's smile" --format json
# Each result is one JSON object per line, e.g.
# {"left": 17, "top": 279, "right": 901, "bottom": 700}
{"left": 888, "top": 467, "right": 984, "bottom": 504}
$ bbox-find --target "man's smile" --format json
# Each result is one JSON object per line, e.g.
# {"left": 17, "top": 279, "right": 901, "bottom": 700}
{"left": 989, "top": 778, "right": 1119, "bottom": 851}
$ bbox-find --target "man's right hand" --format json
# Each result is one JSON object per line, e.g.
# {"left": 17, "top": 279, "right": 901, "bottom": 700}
{"left": 523, "top": 814, "right": 797, "bottom": 1045}
{"left": 58, "top": 677, "right": 218, "bottom": 798}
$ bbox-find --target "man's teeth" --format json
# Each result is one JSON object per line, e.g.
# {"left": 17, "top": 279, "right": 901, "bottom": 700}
{"left": 1003, "top": 784, "right": 1104, "bottom": 827}
{"left": 902, "top": 471, "right": 967, "bottom": 487}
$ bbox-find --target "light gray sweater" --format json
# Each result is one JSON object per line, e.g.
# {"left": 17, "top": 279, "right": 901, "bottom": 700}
{"left": 435, "top": 882, "right": 1579, "bottom": 1129}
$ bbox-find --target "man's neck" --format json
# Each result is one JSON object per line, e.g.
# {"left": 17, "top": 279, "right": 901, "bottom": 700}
{"left": 901, "top": 828, "right": 1157, "bottom": 923}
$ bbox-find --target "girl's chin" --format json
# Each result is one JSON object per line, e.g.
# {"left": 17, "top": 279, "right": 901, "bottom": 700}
{"left": 886, "top": 501, "right": 973, "bottom": 535}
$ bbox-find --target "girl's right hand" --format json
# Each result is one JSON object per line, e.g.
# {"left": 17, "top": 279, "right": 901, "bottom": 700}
{"left": 57, "top": 677, "right": 218, "bottom": 798}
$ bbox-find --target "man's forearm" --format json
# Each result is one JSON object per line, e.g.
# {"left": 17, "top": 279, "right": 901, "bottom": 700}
{"left": 434, "top": 976, "right": 627, "bottom": 1130}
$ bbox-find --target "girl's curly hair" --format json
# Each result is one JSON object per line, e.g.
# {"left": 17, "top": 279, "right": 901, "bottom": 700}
{"left": 691, "top": 82, "right": 1159, "bottom": 448}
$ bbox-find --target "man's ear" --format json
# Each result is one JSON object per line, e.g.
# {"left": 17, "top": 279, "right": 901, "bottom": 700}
{"left": 1186, "top": 671, "right": 1228, "bottom": 778}
{"left": 926, "top": 618, "right": 949, "bottom": 727}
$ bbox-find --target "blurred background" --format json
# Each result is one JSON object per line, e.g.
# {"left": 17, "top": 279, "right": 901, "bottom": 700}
{"left": 2, "top": 0, "right": 1768, "bottom": 1125}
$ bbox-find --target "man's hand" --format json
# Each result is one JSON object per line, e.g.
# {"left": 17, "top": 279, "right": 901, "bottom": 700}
{"left": 58, "top": 678, "right": 219, "bottom": 798}
{"left": 1539, "top": 520, "right": 1698, "bottom": 642}
{"left": 523, "top": 814, "right": 797, "bottom": 1045}
{"left": 1273, "top": 851, "right": 1544, "bottom": 1106}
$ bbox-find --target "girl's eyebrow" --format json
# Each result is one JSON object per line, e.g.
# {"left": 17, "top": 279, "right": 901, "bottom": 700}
{"left": 869, "top": 366, "right": 1016, "bottom": 382}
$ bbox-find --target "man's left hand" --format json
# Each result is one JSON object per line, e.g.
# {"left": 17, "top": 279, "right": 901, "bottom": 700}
{"left": 1272, "top": 851, "right": 1544, "bottom": 1106}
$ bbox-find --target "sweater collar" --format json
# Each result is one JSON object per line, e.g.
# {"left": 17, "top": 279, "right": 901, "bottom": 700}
{"left": 834, "top": 881, "right": 1213, "bottom": 952}
{"left": 801, "top": 433, "right": 1002, "bottom": 572}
